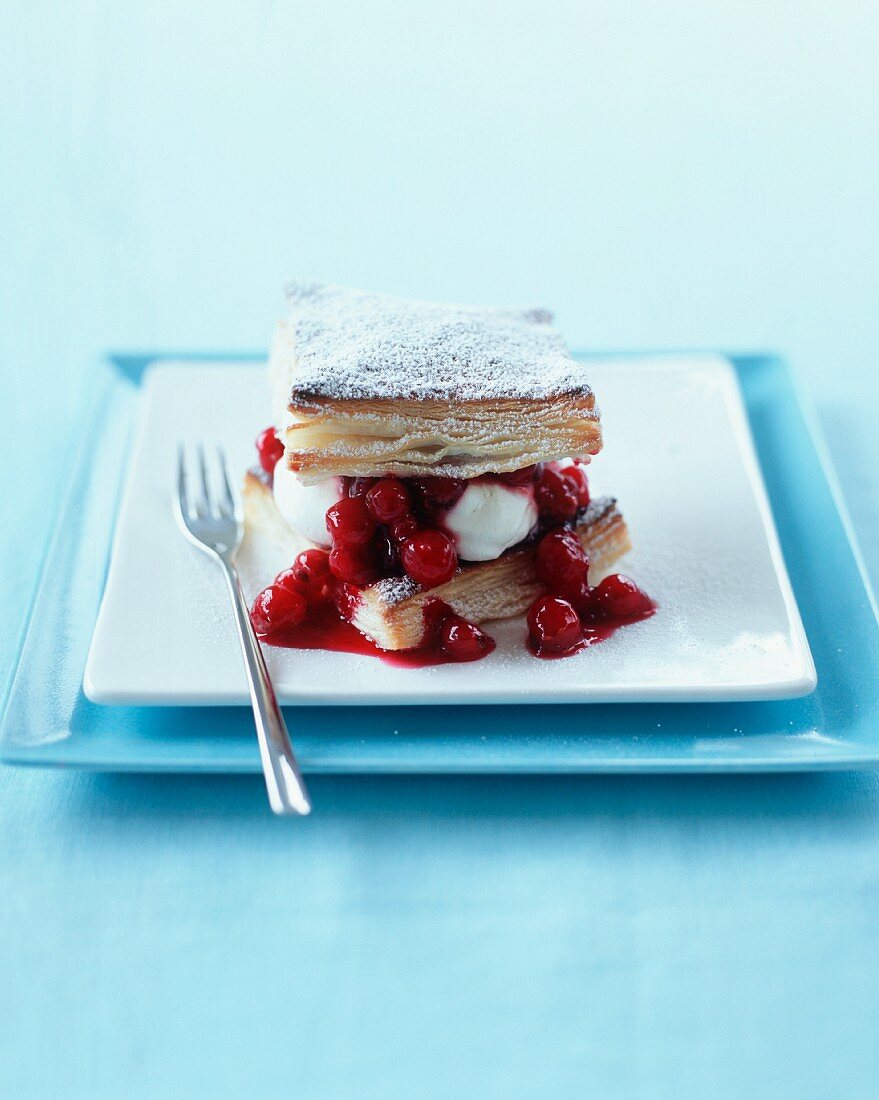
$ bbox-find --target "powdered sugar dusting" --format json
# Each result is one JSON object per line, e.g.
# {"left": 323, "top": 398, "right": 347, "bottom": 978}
{"left": 284, "top": 282, "right": 593, "bottom": 402}
{"left": 373, "top": 575, "right": 419, "bottom": 606}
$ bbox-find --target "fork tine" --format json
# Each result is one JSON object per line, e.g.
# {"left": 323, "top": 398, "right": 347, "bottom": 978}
{"left": 216, "top": 446, "right": 237, "bottom": 519}
{"left": 177, "top": 443, "right": 190, "bottom": 520}
{"left": 197, "top": 443, "right": 212, "bottom": 516}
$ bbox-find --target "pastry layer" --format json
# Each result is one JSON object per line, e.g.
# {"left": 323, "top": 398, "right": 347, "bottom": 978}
{"left": 271, "top": 284, "right": 603, "bottom": 483}
{"left": 280, "top": 282, "right": 594, "bottom": 402}
{"left": 243, "top": 472, "right": 631, "bottom": 651}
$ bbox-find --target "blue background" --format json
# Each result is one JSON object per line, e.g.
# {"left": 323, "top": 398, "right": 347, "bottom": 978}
{"left": 2, "top": 3, "right": 879, "bottom": 1096}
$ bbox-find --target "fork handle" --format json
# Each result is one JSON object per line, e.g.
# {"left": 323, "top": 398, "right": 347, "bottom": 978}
{"left": 219, "top": 558, "right": 312, "bottom": 816}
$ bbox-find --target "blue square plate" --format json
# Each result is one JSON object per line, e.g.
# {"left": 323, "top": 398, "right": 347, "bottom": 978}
{"left": 2, "top": 353, "right": 877, "bottom": 772}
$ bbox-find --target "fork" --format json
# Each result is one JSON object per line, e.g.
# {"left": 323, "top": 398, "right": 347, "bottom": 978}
{"left": 174, "top": 444, "right": 312, "bottom": 816}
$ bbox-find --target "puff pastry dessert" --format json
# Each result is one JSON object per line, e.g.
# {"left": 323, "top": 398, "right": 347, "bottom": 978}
{"left": 271, "top": 284, "right": 602, "bottom": 484}
{"left": 245, "top": 282, "right": 653, "bottom": 662}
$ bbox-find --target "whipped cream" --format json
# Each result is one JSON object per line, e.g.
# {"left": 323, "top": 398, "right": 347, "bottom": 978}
{"left": 442, "top": 480, "right": 538, "bottom": 561}
{"left": 272, "top": 462, "right": 340, "bottom": 548}
{"left": 272, "top": 466, "right": 573, "bottom": 562}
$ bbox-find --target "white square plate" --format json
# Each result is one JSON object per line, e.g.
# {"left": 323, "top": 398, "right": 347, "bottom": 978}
{"left": 84, "top": 356, "right": 815, "bottom": 706}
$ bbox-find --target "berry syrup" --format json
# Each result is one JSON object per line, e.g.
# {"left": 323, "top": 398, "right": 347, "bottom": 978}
{"left": 257, "top": 591, "right": 495, "bottom": 668}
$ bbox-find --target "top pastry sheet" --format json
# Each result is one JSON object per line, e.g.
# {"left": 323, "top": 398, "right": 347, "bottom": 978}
{"left": 282, "top": 282, "right": 595, "bottom": 404}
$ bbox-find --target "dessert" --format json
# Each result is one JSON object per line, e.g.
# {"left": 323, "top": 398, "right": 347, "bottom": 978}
{"left": 245, "top": 282, "right": 654, "bottom": 663}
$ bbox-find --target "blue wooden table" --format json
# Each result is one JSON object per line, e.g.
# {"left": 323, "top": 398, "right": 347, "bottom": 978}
{"left": 2, "top": 4, "right": 878, "bottom": 1096}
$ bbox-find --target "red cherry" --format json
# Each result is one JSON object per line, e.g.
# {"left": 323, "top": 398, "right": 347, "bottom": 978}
{"left": 328, "top": 545, "right": 378, "bottom": 586}
{"left": 535, "top": 528, "right": 589, "bottom": 592}
{"left": 366, "top": 478, "right": 411, "bottom": 524}
{"left": 400, "top": 529, "right": 458, "bottom": 588}
{"left": 593, "top": 574, "right": 654, "bottom": 618}
{"left": 526, "top": 596, "right": 582, "bottom": 652}
{"left": 376, "top": 534, "right": 400, "bottom": 575}
{"left": 422, "top": 597, "right": 453, "bottom": 638}
{"left": 255, "top": 427, "right": 284, "bottom": 476}
{"left": 274, "top": 567, "right": 306, "bottom": 596}
{"left": 535, "top": 466, "right": 579, "bottom": 522}
{"left": 347, "top": 476, "right": 378, "bottom": 499}
{"left": 440, "top": 616, "right": 492, "bottom": 662}
{"left": 294, "top": 547, "right": 331, "bottom": 580}
{"left": 556, "top": 575, "right": 596, "bottom": 620}
{"left": 325, "top": 497, "right": 376, "bottom": 547}
{"left": 390, "top": 514, "right": 420, "bottom": 545}
{"left": 413, "top": 476, "right": 466, "bottom": 513}
{"left": 335, "top": 582, "right": 362, "bottom": 621}
{"left": 277, "top": 549, "right": 332, "bottom": 602}
{"left": 250, "top": 584, "right": 307, "bottom": 634}
{"left": 499, "top": 465, "right": 539, "bottom": 487}
{"left": 561, "top": 463, "right": 590, "bottom": 508}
